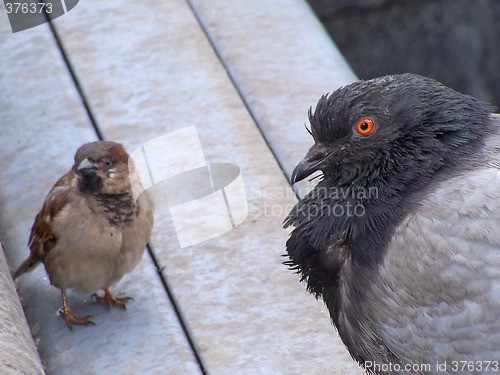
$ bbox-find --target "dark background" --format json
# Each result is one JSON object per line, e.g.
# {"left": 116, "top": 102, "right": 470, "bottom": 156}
{"left": 307, "top": 0, "right": 500, "bottom": 109}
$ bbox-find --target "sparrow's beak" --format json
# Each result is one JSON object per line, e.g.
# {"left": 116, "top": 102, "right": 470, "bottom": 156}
{"left": 78, "top": 158, "right": 100, "bottom": 177}
{"left": 291, "top": 144, "right": 331, "bottom": 184}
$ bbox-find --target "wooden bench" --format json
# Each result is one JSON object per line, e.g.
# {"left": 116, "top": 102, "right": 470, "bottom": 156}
{"left": 0, "top": 0, "right": 362, "bottom": 373}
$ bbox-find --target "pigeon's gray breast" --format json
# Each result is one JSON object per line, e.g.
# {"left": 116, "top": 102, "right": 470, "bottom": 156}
{"left": 337, "top": 126, "right": 500, "bottom": 374}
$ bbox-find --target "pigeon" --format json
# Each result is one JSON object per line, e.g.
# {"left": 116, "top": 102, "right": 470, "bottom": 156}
{"left": 284, "top": 74, "right": 500, "bottom": 374}
{"left": 13, "top": 141, "right": 154, "bottom": 330}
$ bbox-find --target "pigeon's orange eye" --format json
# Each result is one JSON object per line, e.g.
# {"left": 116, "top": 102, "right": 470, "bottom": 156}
{"left": 355, "top": 118, "right": 374, "bottom": 135}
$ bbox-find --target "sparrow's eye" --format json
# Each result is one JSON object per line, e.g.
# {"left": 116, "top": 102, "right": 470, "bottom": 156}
{"left": 102, "top": 158, "right": 113, "bottom": 167}
{"left": 355, "top": 118, "right": 374, "bottom": 135}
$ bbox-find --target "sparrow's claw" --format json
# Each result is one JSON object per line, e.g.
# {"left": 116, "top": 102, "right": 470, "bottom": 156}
{"left": 60, "top": 290, "right": 95, "bottom": 330}
{"left": 92, "top": 288, "right": 133, "bottom": 310}
{"left": 59, "top": 309, "right": 95, "bottom": 331}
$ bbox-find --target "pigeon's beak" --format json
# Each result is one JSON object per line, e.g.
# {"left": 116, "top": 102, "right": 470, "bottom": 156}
{"left": 291, "top": 144, "right": 330, "bottom": 184}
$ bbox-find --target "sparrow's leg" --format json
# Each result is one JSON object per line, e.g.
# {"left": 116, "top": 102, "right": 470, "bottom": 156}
{"left": 92, "top": 288, "right": 133, "bottom": 310}
{"left": 59, "top": 290, "right": 95, "bottom": 330}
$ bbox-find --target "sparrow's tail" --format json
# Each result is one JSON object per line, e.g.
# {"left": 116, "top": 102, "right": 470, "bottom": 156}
{"left": 12, "top": 256, "right": 40, "bottom": 280}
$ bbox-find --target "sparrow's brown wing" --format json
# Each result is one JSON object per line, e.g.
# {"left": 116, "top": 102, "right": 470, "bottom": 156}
{"left": 12, "top": 170, "right": 74, "bottom": 279}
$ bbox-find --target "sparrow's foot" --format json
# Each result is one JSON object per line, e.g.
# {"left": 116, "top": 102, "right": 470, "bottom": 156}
{"left": 60, "top": 290, "right": 95, "bottom": 331}
{"left": 59, "top": 309, "right": 95, "bottom": 331}
{"left": 92, "top": 288, "right": 133, "bottom": 310}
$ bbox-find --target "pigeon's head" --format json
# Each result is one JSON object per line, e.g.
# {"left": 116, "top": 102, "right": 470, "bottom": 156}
{"left": 74, "top": 141, "right": 132, "bottom": 195}
{"left": 292, "top": 74, "right": 494, "bottom": 190}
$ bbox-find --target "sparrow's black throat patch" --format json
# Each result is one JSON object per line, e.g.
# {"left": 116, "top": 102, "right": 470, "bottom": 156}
{"left": 78, "top": 174, "right": 104, "bottom": 194}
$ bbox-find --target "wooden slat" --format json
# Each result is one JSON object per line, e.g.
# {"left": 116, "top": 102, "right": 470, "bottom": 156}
{"left": 0, "top": 16, "right": 200, "bottom": 375}
{"left": 189, "top": 0, "right": 358, "bottom": 181}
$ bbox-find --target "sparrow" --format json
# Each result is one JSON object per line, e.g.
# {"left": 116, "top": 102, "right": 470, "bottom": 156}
{"left": 284, "top": 74, "right": 500, "bottom": 374}
{"left": 13, "top": 141, "right": 153, "bottom": 330}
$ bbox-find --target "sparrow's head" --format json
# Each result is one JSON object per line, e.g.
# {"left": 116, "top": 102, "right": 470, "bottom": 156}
{"left": 292, "top": 74, "right": 494, "bottom": 190}
{"left": 74, "top": 141, "right": 131, "bottom": 195}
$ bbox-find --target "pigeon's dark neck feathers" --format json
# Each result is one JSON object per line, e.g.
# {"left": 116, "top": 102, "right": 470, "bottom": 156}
{"left": 285, "top": 74, "right": 495, "bottom": 299}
